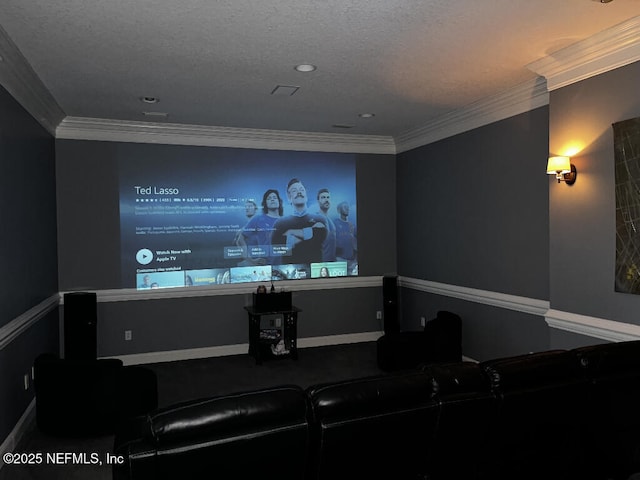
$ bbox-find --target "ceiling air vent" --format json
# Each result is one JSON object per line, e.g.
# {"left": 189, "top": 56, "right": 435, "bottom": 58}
{"left": 271, "top": 85, "right": 300, "bottom": 97}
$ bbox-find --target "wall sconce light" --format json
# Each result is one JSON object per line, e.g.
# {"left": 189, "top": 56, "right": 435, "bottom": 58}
{"left": 547, "top": 156, "right": 577, "bottom": 185}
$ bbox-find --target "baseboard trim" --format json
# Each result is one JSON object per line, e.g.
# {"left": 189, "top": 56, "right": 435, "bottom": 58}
{"left": 0, "top": 399, "right": 35, "bottom": 472}
{"left": 108, "top": 331, "right": 384, "bottom": 366}
{"left": 297, "top": 331, "right": 384, "bottom": 349}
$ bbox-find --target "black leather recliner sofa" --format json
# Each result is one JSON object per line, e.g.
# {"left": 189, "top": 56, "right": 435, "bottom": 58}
{"left": 306, "top": 371, "right": 439, "bottom": 479}
{"left": 113, "top": 385, "right": 309, "bottom": 480}
{"left": 113, "top": 340, "right": 640, "bottom": 480}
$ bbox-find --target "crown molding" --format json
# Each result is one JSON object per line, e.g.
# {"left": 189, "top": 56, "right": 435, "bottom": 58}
{"left": 527, "top": 15, "right": 640, "bottom": 91}
{"left": 56, "top": 116, "right": 397, "bottom": 155}
{"left": 0, "top": 25, "right": 65, "bottom": 136}
{"left": 394, "top": 77, "right": 549, "bottom": 154}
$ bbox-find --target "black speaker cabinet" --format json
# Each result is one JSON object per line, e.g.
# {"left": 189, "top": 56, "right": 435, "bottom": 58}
{"left": 383, "top": 275, "right": 400, "bottom": 334}
{"left": 64, "top": 292, "right": 97, "bottom": 361}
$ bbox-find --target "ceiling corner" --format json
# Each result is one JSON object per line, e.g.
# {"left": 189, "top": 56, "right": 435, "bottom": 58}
{"left": 527, "top": 15, "right": 640, "bottom": 91}
{"left": 0, "top": 24, "right": 65, "bottom": 136}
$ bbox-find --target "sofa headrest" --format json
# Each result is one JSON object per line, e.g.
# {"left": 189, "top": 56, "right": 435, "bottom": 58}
{"left": 574, "top": 340, "right": 640, "bottom": 377}
{"left": 146, "top": 385, "right": 307, "bottom": 446}
{"left": 425, "top": 362, "right": 490, "bottom": 397}
{"left": 307, "top": 371, "right": 435, "bottom": 422}
{"left": 481, "top": 350, "right": 583, "bottom": 391}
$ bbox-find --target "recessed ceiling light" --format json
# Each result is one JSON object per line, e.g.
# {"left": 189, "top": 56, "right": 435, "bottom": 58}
{"left": 140, "top": 96, "right": 160, "bottom": 104}
{"left": 295, "top": 64, "right": 317, "bottom": 73}
{"left": 358, "top": 113, "right": 375, "bottom": 118}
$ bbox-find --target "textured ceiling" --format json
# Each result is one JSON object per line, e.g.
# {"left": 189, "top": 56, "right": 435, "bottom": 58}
{"left": 0, "top": 0, "right": 639, "bottom": 137}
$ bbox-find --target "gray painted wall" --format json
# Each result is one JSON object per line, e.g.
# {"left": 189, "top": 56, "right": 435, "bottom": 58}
{"left": 0, "top": 85, "right": 59, "bottom": 442}
{"left": 55, "top": 140, "right": 396, "bottom": 356}
{"left": 96, "top": 287, "right": 384, "bottom": 357}
{"left": 549, "top": 329, "right": 609, "bottom": 350}
{"left": 396, "top": 107, "right": 551, "bottom": 359}
{"left": 399, "top": 288, "right": 550, "bottom": 362}
{"left": 396, "top": 107, "right": 550, "bottom": 299}
{"left": 0, "top": 89, "right": 58, "bottom": 326}
{"left": 549, "top": 60, "right": 640, "bottom": 325}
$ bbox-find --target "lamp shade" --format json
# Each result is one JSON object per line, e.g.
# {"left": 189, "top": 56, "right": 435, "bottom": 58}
{"left": 547, "top": 156, "right": 571, "bottom": 174}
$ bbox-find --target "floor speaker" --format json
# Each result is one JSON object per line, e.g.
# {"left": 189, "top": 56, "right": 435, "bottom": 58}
{"left": 64, "top": 292, "right": 97, "bottom": 361}
{"left": 383, "top": 275, "right": 400, "bottom": 334}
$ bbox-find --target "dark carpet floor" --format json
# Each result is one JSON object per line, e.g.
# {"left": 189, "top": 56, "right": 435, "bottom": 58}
{"left": 1, "top": 341, "right": 383, "bottom": 480}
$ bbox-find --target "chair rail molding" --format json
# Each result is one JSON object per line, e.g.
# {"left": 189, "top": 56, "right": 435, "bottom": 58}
{"left": 398, "top": 277, "right": 549, "bottom": 316}
{"left": 400, "top": 276, "right": 640, "bottom": 343}
{"left": 545, "top": 309, "right": 640, "bottom": 343}
{"left": 60, "top": 275, "right": 383, "bottom": 303}
{"left": 0, "top": 294, "right": 60, "bottom": 351}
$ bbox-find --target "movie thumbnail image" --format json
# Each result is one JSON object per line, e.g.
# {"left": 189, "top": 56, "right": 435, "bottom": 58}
{"left": 229, "top": 265, "right": 273, "bottom": 283}
{"left": 310, "top": 261, "right": 348, "bottom": 278}
{"left": 184, "top": 268, "right": 231, "bottom": 286}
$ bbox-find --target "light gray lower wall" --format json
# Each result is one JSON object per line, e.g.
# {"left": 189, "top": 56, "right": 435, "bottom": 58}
{"left": 85, "top": 282, "right": 384, "bottom": 358}
{"left": 0, "top": 309, "right": 59, "bottom": 439}
{"left": 549, "top": 329, "right": 610, "bottom": 350}
{"left": 399, "top": 286, "right": 549, "bottom": 362}
{"left": 398, "top": 281, "right": 633, "bottom": 361}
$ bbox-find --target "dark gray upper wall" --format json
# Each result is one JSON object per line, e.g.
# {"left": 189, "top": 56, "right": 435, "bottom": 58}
{"left": 549, "top": 60, "right": 640, "bottom": 323}
{"left": 55, "top": 140, "right": 396, "bottom": 290}
{"left": 0, "top": 84, "right": 58, "bottom": 443}
{"left": 396, "top": 107, "right": 550, "bottom": 300}
{"left": 0, "top": 85, "right": 58, "bottom": 326}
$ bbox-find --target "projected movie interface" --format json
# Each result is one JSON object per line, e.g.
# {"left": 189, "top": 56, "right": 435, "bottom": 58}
{"left": 120, "top": 156, "right": 357, "bottom": 290}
